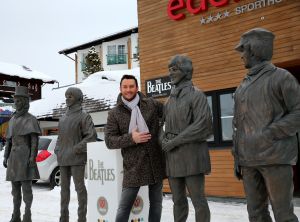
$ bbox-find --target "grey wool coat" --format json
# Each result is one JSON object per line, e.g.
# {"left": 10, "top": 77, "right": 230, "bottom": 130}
{"left": 105, "top": 92, "right": 166, "bottom": 188}
{"left": 233, "top": 63, "right": 300, "bottom": 167}
{"left": 164, "top": 82, "right": 213, "bottom": 177}
{"left": 4, "top": 112, "right": 41, "bottom": 181}
{"left": 55, "top": 106, "right": 97, "bottom": 166}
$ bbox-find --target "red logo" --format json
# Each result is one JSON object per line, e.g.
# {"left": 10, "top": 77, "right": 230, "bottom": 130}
{"left": 97, "top": 197, "right": 108, "bottom": 216}
{"left": 131, "top": 195, "right": 144, "bottom": 215}
{"left": 167, "top": 0, "right": 241, "bottom": 20}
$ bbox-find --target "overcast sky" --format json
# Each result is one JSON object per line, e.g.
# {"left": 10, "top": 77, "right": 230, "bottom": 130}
{"left": 0, "top": 0, "right": 138, "bottom": 97}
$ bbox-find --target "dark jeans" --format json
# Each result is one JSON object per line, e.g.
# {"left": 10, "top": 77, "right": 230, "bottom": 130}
{"left": 60, "top": 165, "right": 87, "bottom": 222}
{"left": 115, "top": 181, "right": 163, "bottom": 222}
{"left": 242, "top": 165, "right": 299, "bottom": 222}
{"left": 168, "top": 174, "right": 210, "bottom": 222}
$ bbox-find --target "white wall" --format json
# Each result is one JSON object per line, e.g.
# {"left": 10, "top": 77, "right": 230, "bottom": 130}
{"left": 90, "top": 110, "right": 108, "bottom": 125}
{"left": 130, "top": 33, "right": 139, "bottom": 69}
{"left": 39, "top": 121, "right": 59, "bottom": 132}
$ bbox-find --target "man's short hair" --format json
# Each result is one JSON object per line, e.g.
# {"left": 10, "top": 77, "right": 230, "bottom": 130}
{"left": 120, "top": 74, "right": 138, "bottom": 87}
{"left": 169, "top": 55, "right": 193, "bottom": 80}
{"left": 235, "top": 28, "right": 275, "bottom": 62}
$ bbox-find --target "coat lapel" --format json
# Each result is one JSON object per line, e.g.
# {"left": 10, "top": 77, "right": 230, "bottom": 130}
{"left": 238, "top": 64, "right": 275, "bottom": 96}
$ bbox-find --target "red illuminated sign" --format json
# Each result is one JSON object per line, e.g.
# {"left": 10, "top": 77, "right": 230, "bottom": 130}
{"left": 167, "top": 0, "right": 241, "bottom": 20}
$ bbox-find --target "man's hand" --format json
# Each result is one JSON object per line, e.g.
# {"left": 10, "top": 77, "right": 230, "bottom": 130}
{"left": 162, "top": 138, "right": 176, "bottom": 152}
{"left": 28, "top": 156, "right": 36, "bottom": 167}
{"left": 132, "top": 128, "right": 151, "bottom": 144}
{"left": 3, "top": 157, "right": 7, "bottom": 168}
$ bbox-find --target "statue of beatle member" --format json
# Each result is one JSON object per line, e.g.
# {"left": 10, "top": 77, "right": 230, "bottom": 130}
{"left": 54, "top": 87, "right": 97, "bottom": 222}
{"left": 3, "top": 86, "right": 41, "bottom": 222}
{"left": 162, "top": 55, "right": 213, "bottom": 222}
{"left": 233, "top": 28, "right": 300, "bottom": 222}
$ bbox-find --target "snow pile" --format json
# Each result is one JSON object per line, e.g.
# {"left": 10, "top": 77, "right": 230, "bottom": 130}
{"left": 29, "top": 68, "right": 140, "bottom": 118}
{"left": 0, "top": 61, "right": 57, "bottom": 83}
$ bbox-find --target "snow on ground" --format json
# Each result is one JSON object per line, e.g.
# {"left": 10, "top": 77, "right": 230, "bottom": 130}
{"left": 0, "top": 154, "right": 300, "bottom": 222}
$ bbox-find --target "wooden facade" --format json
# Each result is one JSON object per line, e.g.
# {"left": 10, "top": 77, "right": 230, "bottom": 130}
{"left": 138, "top": 0, "right": 300, "bottom": 197}
{"left": 0, "top": 74, "right": 44, "bottom": 101}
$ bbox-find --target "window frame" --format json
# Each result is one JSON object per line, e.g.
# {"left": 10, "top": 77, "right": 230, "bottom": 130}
{"left": 205, "top": 87, "right": 236, "bottom": 148}
{"left": 107, "top": 44, "right": 127, "bottom": 65}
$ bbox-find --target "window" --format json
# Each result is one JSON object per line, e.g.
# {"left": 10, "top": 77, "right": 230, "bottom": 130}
{"left": 206, "top": 88, "right": 236, "bottom": 148}
{"left": 206, "top": 96, "right": 214, "bottom": 142}
{"left": 80, "top": 53, "right": 87, "bottom": 71}
{"left": 38, "top": 138, "right": 52, "bottom": 151}
{"left": 220, "top": 93, "right": 234, "bottom": 141}
{"left": 133, "top": 44, "right": 139, "bottom": 60}
{"left": 107, "top": 45, "right": 127, "bottom": 65}
{"left": 108, "top": 45, "right": 116, "bottom": 55}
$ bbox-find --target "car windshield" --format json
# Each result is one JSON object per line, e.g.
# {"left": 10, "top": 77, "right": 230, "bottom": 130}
{"left": 38, "top": 138, "right": 52, "bottom": 150}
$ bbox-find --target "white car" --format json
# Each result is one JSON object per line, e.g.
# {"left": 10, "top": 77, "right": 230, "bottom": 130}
{"left": 35, "top": 135, "right": 60, "bottom": 188}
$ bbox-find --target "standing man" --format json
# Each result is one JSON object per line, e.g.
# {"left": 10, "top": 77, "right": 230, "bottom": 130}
{"left": 55, "top": 87, "right": 97, "bottom": 222}
{"left": 233, "top": 28, "right": 300, "bottom": 222}
{"left": 3, "top": 86, "right": 41, "bottom": 222}
{"left": 162, "top": 55, "right": 213, "bottom": 222}
{"left": 105, "top": 74, "right": 165, "bottom": 222}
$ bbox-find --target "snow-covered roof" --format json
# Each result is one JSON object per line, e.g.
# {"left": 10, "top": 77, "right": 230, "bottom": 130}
{"left": 59, "top": 27, "right": 138, "bottom": 55}
{"left": 29, "top": 68, "right": 140, "bottom": 119}
{"left": 0, "top": 61, "right": 57, "bottom": 83}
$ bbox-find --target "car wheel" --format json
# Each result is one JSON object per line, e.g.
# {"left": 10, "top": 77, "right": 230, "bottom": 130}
{"left": 50, "top": 167, "right": 60, "bottom": 188}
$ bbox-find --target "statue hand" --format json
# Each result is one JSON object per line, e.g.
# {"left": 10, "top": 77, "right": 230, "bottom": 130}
{"left": 74, "top": 147, "right": 81, "bottom": 154}
{"left": 3, "top": 158, "right": 7, "bottom": 168}
{"left": 162, "top": 138, "right": 175, "bottom": 152}
{"left": 28, "top": 156, "right": 36, "bottom": 167}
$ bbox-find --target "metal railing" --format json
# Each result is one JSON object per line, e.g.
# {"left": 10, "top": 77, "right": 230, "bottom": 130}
{"left": 106, "top": 54, "right": 127, "bottom": 65}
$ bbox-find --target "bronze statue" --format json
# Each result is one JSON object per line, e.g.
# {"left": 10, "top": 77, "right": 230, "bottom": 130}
{"left": 3, "top": 86, "right": 41, "bottom": 222}
{"left": 162, "top": 55, "right": 213, "bottom": 222}
{"left": 233, "top": 28, "right": 300, "bottom": 222}
{"left": 54, "top": 87, "right": 97, "bottom": 222}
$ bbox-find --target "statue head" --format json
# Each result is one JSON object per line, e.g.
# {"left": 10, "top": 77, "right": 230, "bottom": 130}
{"left": 235, "top": 28, "right": 275, "bottom": 69}
{"left": 13, "top": 86, "right": 30, "bottom": 113}
{"left": 65, "top": 87, "right": 83, "bottom": 108}
{"left": 168, "top": 55, "right": 193, "bottom": 86}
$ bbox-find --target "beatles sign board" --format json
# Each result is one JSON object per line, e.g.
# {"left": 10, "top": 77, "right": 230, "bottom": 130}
{"left": 145, "top": 75, "right": 172, "bottom": 98}
{"left": 87, "top": 142, "right": 149, "bottom": 222}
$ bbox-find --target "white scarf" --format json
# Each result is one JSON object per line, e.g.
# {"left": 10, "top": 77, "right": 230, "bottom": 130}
{"left": 121, "top": 94, "right": 149, "bottom": 133}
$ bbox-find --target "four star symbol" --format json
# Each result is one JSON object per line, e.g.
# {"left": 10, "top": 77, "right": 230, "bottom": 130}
{"left": 199, "top": 10, "right": 230, "bottom": 25}
{"left": 215, "top": 12, "right": 222, "bottom": 20}
{"left": 200, "top": 17, "right": 206, "bottom": 25}
{"left": 223, "top": 10, "right": 230, "bottom": 17}
{"left": 206, "top": 15, "right": 214, "bottom": 23}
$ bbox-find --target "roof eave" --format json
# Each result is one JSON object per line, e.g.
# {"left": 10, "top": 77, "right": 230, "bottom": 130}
{"left": 59, "top": 27, "right": 138, "bottom": 55}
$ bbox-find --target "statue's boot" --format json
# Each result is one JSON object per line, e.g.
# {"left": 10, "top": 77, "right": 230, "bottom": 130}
{"left": 9, "top": 213, "right": 21, "bottom": 222}
{"left": 21, "top": 210, "right": 31, "bottom": 222}
{"left": 22, "top": 182, "right": 32, "bottom": 222}
{"left": 59, "top": 216, "right": 69, "bottom": 222}
{"left": 11, "top": 181, "right": 22, "bottom": 222}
